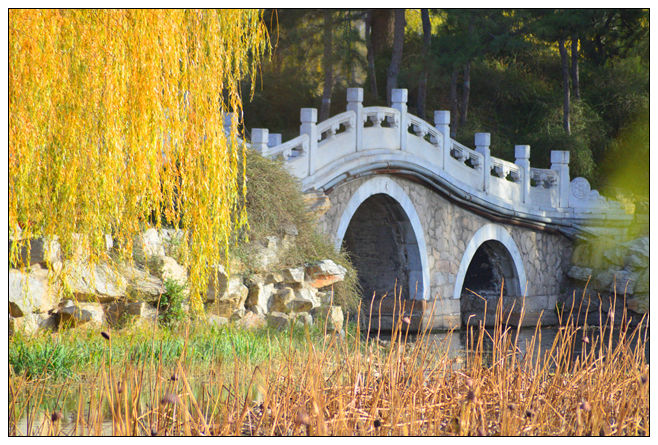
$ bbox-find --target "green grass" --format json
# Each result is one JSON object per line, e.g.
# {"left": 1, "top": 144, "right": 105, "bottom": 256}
{"left": 8, "top": 320, "right": 348, "bottom": 381}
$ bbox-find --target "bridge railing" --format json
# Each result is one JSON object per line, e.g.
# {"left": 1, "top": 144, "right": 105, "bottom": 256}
{"left": 241, "top": 87, "right": 627, "bottom": 220}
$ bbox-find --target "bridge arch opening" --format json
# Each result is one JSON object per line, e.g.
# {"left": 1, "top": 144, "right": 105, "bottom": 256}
{"left": 453, "top": 224, "right": 526, "bottom": 325}
{"left": 342, "top": 194, "right": 423, "bottom": 302}
{"left": 335, "top": 176, "right": 430, "bottom": 303}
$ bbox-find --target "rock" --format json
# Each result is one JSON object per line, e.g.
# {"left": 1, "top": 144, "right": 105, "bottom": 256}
{"left": 624, "top": 254, "right": 646, "bottom": 270}
{"left": 252, "top": 236, "right": 282, "bottom": 271}
{"left": 305, "top": 260, "right": 346, "bottom": 289}
{"left": 245, "top": 277, "right": 274, "bottom": 314}
{"left": 151, "top": 256, "right": 188, "bottom": 290}
{"left": 206, "top": 264, "right": 229, "bottom": 301}
{"left": 292, "top": 312, "right": 313, "bottom": 327}
{"left": 281, "top": 222, "right": 298, "bottom": 237}
{"left": 207, "top": 314, "right": 229, "bottom": 328}
{"left": 10, "top": 236, "right": 61, "bottom": 267}
{"left": 63, "top": 261, "right": 128, "bottom": 303}
{"left": 133, "top": 228, "right": 165, "bottom": 265}
{"left": 237, "top": 311, "right": 266, "bottom": 330}
{"left": 121, "top": 264, "right": 165, "bottom": 300}
{"left": 609, "top": 269, "right": 635, "bottom": 295}
{"left": 627, "top": 294, "right": 649, "bottom": 314}
{"left": 58, "top": 300, "right": 104, "bottom": 327}
{"left": 282, "top": 267, "right": 305, "bottom": 285}
{"left": 269, "top": 287, "right": 295, "bottom": 313}
{"left": 267, "top": 311, "right": 290, "bottom": 329}
{"left": 603, "top": 245, "right": 627, "bottom": 265}
{"left": 105, "top": 301, "right": 150, "bottom": 326}
{"left": 207, "top": 274, "right": 248, "bottom": 318}
{"left": 311, "top": 306, "right": 344, "bottom": 332}
{"left": 9, "top": 266, "right": 56, "bottom": 316}
{"left": 567, "top": 265, "right": 593, "bottom": 282}
{"left": 634, "top": 268, "right": 649, "bottom": 294}
{"left": 10, "top": 312, "right": 58, "bottom": 336}
{"left": 160, "top": 228, "right": 186, "bottom": 259}
{"left": 625, "top": 236, "right": 649, "bottom": 262}
{"left": 265, "top": 271, "right": 285, "bottom": 284}
{"left": 317, "top": 291, "right": 334, "bottom": 305}
{"left": 592, "top": 269, "right": 615, "bottom": 290}
{"left": 291, "top": 287, "right": 320, "bottom": 312}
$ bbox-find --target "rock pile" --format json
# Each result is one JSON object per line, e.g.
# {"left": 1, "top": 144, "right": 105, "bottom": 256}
{"left": 564, "top": 235, "right": 649, "bottom": 318}
{"left": 9, "top": 228, "right": 347, "bottom": 336}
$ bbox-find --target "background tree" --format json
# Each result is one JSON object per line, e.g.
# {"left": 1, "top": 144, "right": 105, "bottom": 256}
{"left": 9, "top": 10, "right": 269, "bottom": 313}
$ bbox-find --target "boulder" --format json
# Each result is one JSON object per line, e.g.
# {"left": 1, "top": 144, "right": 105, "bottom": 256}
{"left": 567, "top": 265, "right": 593, "bottom": 282}
{"left": 634, "top": 268, "right": 649, "bottom": 294}
{"left": 133, "top": 228, "right": 165, "bottom": 265}
{"left": 291, "top": 287, "right": 320, "bottom": 312}
{"left": 305, "top": 260, "right": 346, "bottom": 289}
{"left": 237, "top": 311, "right": 267, "bottom": 330}
{"left": 206, "top": 264, "right": 229, "bottom": 301}
{"left": 292, "top": 312, "right": 313, "bottom": 327}
{"left": 281, "top": 267, "right": 305, "bottom": 285}
{"left": 151, "top": 256, "right": 188, "bottom": 290}
{"left": 10, "top": 236, "right": 61, "bottom": 267}
{"left": 609, "top": 270, "right": 635, "bottom": 295}
{"left": 269, "top": 287, "right": 295, "bottom": 313}
{"left": 160, "top": 228, "right": 186, "bottom": 259}
{"left": 245, "top": 276, "right": 274, "bottom": 314}
{"left": 252, "top": 236, "right": 282, "bottom": 271}
{"left": 105, "top": 301, "right": 151, "bottom": 326}
{"left": 58, "top": 300, "right": 104, "bottom": 328}
{"left": 311, "top": 306, "right": 344, "bottom": 332}
{"left": 9, "top": 266, "right": 57, "bottom": 316}
{"left": 207, "top": 274, "right": 248, "bottom": 318}
{"left": 626, "top": 294, "right": 649, "bottom": 314}
{"left": 603, "top": 245, "right": 627, "bottom": 266}
{"left": 625, "top": 236, "right": 649, "bottom": 262}
{"left": 63, "top": 261, "right": 128, "bottom": 303}
{"left": 267, "top": 311, "right": 290, "bottom": 329}
{"left": 592, "top": 269, "right": 615, "bottom": 290}
{"left": 10, "top": 312, "right": 58, "bottom": 336}
{"left": 121, "top": 264, "right": 165, "bottom": 300}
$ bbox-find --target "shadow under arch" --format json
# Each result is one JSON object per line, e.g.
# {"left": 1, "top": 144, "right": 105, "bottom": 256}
{"left": 335, "top": 176, "right": 430, "bottom": 302}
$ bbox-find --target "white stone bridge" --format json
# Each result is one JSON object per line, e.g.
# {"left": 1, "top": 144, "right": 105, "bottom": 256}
{"left": 243, "top": 88, "right": 631, "bottom": 330}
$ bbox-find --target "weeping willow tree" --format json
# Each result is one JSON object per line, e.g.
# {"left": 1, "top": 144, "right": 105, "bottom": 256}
{"left": 9, "top": 10, "right": 269, "bottom": 313}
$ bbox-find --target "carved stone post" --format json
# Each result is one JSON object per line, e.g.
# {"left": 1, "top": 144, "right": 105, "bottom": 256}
{"left": 551, "top": 150, "right": 570, "bottom": 208}
{"left": 515, "top": 145, "right": 531, "bottom": 204}
{"left": 435, "top": 110, "right": 451, "bottom": 169}
{"left": 475, "top": 132, "right": 491, "bottom": 193}
{"left": 346, "top": 87, "right": 364, "bottom": 152}
{"left": 251, "top": 128, "right": 269, "bottom": 155}
{"left": 391, "top": 88, "right": 408, "bottom": 151}
{"left": 268, "top": 133, "right": 282, "bottom": 148}
{"left": 300, "top": 108, "right": 318, "bottom": 176}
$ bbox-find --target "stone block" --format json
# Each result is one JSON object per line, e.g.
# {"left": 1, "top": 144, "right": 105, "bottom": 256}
{"left": 245, "top": 276, "right": 275, "bottom": 314}
{"left": 281, "top": 267, "right": 305, "bottom": 284}
{"left": 270, "top": 287, "right": 295, "bottom": 313}
{"left": 305, "top": 260, "right": 346, "bottom": 288}
{"left": 626, "top": 294, "right": 649, "bottom": 314}
{"left": 58, "top": 300, "right": 104, "bottom": 328}
{"left": 267, "top": 311, "right": 290, "bottom": 329}
{"left": 9, "top": 266, "right": 57, "bottom": 317}
{"left": 62, "top": 261, "right": 128, "bottom": 303}
{"left": 133, "top": 228, "right": 166, "bottom": 265}
{"left": 311, "top": 306, "right": 343, "bottom": 332}
{"left": 237, "top": 311, "right": 267, "bottom": 330}
{"left": 567, "top": 265, "right": 593, "bottom": 282}
{"left": 207, "top": 314, "right": 229, "bottom": 328}
{"left": 10, "top": 237, "right": 61, "bottom": 267}
{"left": 292, "top": 312, "right": 313, "bottom": 328}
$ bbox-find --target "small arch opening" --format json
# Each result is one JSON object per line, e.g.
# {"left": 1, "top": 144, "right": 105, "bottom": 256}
{"left": 460, "top": 240, "right": 520, "bottom": 326}
{"left": 341, "top": 194, "right": 424, "bottom": 327}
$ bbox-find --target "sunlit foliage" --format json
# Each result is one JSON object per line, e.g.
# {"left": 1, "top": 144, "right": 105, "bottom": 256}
{"left": 9, "top": 10, "right": 269, "bottom": 313}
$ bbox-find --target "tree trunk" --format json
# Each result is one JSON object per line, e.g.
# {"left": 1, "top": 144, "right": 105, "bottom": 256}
{"left": 416, "top": 8, "right": 431, "bottom": 120}
{"left": 319, "top": 10, "right": 333, "bottom": 121}
{"left": 365, "top": 10, "right": 378, "bottom": 98}
{"left": 571, "top": 37, "right": 580, "bottom": 100}
{"left": 386, "top": 9, "right": 405, "bottom": 106}
{"left": 450, "top": 67, "right": 459, "bottom": 138}
{"left": 558, "top": 38, "right": 571, "bottom": 135}
{"left": 460, "top": 61, "right": 471, "bottom": 127}
{"left": 370, "top": 9, "right": 394, "bottom": 56}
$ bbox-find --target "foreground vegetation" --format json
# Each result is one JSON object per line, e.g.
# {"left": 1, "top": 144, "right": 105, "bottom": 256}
{"left": 9, "top": 296, "right": 649, "bottom": 436}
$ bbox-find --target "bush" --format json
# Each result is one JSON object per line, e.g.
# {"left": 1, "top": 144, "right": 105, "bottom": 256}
{"left": 159, "top": 279, "right": 188, "bottom": 327}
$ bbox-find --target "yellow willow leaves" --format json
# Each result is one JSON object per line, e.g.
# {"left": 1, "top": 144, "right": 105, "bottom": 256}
{"left": 9, "top": 10, "right": 269, "bottom": 313}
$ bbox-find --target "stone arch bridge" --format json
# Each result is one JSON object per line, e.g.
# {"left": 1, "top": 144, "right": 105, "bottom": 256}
{"left": 241, "top": 88, "right": 630, "bottom": 331}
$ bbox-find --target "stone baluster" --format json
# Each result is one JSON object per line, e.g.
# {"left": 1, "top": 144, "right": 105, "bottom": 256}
{"left": 300, "top": 108, "right": 318, "bottom": 176}
{"left": 515, "top": 145, "right": 531, "bottom": 204}
{"left": 475, "top": 132, "right": 491, "bottom": 193}
{"left": 346, "top": 87, "right": 364, "bottom": 152}
{"left": 435, "top": 110, "right": 451, "bottom": 169}
{"left": 223, "top": 112, "right": 237, "bottom": 137}
{"left": 391, "top": 88, "right": 408, "bottom": 151}
{"left": 251, "top": 128, "right": 269, "bottom": 156}
{"left": 551, "top": 150, "right": 570, "bottom": 208}
{"left": 268, "top": 133, "right": 282, "bottom": 148}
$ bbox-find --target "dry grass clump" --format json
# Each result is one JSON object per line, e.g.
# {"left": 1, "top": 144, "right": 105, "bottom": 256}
{"left": 9, "top": 295, "right": 648, "bottom": 436}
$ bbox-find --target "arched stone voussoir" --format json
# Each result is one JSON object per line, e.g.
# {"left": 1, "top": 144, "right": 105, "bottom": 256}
{"left": 453, "top": 223, "right": 527, "bottom": 300}
{"left": 335, "top": 176, "right": 430, "bottom": 300}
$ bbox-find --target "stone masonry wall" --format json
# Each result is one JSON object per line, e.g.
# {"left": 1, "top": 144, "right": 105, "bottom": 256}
{"left": 318, "top": 174, "right": 573, "bottom": 328}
